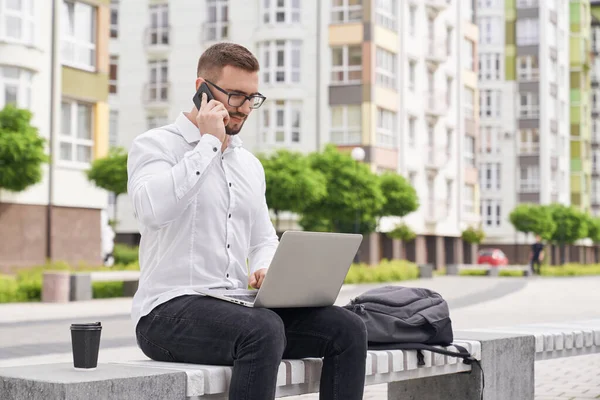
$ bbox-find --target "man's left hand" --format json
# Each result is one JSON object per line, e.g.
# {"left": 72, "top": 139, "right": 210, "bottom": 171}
{"left": 249, "top": 268, "right": 268, "bottom": 289}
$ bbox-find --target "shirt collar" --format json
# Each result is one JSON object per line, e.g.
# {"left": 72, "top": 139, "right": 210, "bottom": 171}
{"left": 176, "top": 112, "right": 243, "bottom": 148}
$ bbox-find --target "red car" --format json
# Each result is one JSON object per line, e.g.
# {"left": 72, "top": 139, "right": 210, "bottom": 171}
{"left": 477, "top": 248, "right": 508, "bottom": 266}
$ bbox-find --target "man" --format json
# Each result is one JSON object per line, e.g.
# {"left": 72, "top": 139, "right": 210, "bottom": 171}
{"left": 127, "top": 43, "right": 367, "bottom": 400}
{"left": 530, "top": 234, "right": 545, "bottom": 275}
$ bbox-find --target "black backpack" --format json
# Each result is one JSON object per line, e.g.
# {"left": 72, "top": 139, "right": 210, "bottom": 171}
{"left": 343, "top": 285, "right": 480, "bottom": 368}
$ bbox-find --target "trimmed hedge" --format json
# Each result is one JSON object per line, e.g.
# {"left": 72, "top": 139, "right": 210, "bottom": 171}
{"left": 344, "top": 260, "right": 419, "bottom": 284}
{"left": 113, "top": 244, "right": 139, "bottom": 265}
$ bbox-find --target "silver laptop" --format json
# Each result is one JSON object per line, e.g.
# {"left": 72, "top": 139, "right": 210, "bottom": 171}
{"left": 195, "top": 231, "right": 362, "bottom": 308}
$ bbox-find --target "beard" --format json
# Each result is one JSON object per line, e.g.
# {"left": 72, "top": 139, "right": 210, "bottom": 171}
{"left": 225, "top": 112, "right": 247, "bottom": 136}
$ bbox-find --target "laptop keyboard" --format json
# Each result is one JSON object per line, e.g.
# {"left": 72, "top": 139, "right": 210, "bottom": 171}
{"left": 224, "top": 294, "right": 257, "bottom": 303}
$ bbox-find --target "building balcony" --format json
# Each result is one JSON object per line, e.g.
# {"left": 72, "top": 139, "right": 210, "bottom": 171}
{"left": 464, "top": 118, "right": 477, "bottom": 136}
{"left": 519, "top": 107, "right": 539, "bottom": 119}
{"left": 425, "top": 200, "right": 448, "bottom": 225}
{"left": 425, "top": 41, "right": 447, "bottom": 67}
{"left": 143, "top": 82, "right": 171, "bottom": 110}
{"left": 425, "top": 146, "right": 447, "bottom": 173}
{"left": 425, "top": 91, "right": 448, "bottom": 117}
{"left": 424, "top": 0, "right": 447, "bottom": 15}
{"left": 144, "top": 26, "right": 171, "bottom": 53}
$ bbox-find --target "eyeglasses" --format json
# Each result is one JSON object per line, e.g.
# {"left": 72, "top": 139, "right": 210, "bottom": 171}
{"left": 205, "top": 80, "right": 266, "bottom": 109}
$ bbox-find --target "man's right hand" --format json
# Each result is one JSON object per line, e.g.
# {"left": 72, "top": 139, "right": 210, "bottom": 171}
{"left": 195, "top": 92, "right": 230, "bottom": 143}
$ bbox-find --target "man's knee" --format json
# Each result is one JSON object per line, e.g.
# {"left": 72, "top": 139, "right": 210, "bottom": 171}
{"left": 327, "top": 307, "right": 368, "bottom": 353}
{"left": 239, "top": 309, "right": 286, "bottom": 358}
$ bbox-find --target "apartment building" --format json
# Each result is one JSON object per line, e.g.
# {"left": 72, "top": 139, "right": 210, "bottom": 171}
{"left": 0, "top": 0, "right": 110, "bottom": 269}
{"left": 570, "top": 0, "right": 592, "bottom": 213}
{"left": 477, "top": 0, "right": 571, "bottom": 261}
{"left": 592, "top": 1, "right": 600, "bottom": 214}
{"left": 110, "top": 0, "right": 480, "bottom": 267}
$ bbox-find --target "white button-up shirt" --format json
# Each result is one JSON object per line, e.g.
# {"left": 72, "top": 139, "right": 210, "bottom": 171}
{"left": 127, "top": 113, "right": 279, "bottom": 328}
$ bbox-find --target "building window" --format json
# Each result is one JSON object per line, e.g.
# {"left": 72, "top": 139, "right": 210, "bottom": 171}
{"left": 109, "top": 110, "right": 118, "bottom": 147}
{"left": 481, "top": 199, "right": 502, "bottom": 227}
{"left": 260, "top": 40, "right": 301, "bottom": 84}
{"left": 206, "top": 0, "right": 228, "bottom": 41}
{"left": 375, "top": 47, "right": 396, "bottom": 89}
{"left": 517, "top": 18, "right": 539, "bottom": 45}
{"left": 464, "top": 136, "right": 475, "bottom": 167}
{"left": 464, "top": 87, "right": 475, "bottom": 119}
{"left": 110, "top": 0, "right": 118, "bottom": 38}
{"left": 331, "top": 45, "right": 362, "bottom": 84}
{"left": 331, "top": 0, "right": 362, "bottom": 24}
{"left": 516, "top": 0, "right": 539, "bottom": 8}
{"left": 517, "top": 55, "right": 539, "bottom": 81}
{"left": 478, "top": 17, "right": 502, "bottom": 45}
{"left": 60, "top": 100, "right": 94, "bottom": 165}
{"left": 481, "top": 163, "right": 501, "bottom": 190}
{"left": 0, "top": 66, "right": 32, "bottom": 110}
{"left": 109, "top": 56, "right": 118, "bottom": 94}
{"left": 446, "top": 129, "right": 453, "bottom": 156}
{"left": 463, "top": 39, "right": 474, "bottom": 71}
{"left": 0, "top": 0, "right": 35, "bottom": 45}
{"left": 408, "top": 117, "right": 416, "bottom": 147}
{"left": 446, "top": 77, "right": 452, "bottom": 106}
{"left": 446, "top": 179, "right": 453, "bottom": 208}
{"left": 376, "top": 107, "right": 396, "bottom": 148}
{"left": 480, "top": 89, "right": 501, "bottom": 118}
{"left": 62, "top": 1, "right": 97, "bottom": 71}
{"left": 479, "top": 53, "right": 501, "bottom": 80}
{"left": 519, "top": 92, "right": 539, "bottom": 118}
{"left": 149, "top": 4, "right": 169, "bottom": 45}
{"left": 330, "top": 105, "right": 361, "bottom": 145}
{"left": 262, "top": 0, "right": 301, "bottom": 24}
{"left": 260, "top": 100, "right": 301, "bottom": 144}
{"left": 519, "top": 165, "right": 540, "bottom": 192}
{"left": 147, "top": 115, "right": 169, "bottom": 129}
{"left": 408, "top": 6, "right": 416, "bottom": 36}
{"left": 464, "top": 184, "right": 475, "bottom": 213}
{"left": 408, "top": 61, "right": 416, "bottom": 91}
{"left": 375, "top": 0, "right": 396, "bottom": 30}
{"left": 519, "top": 128, "right": 539, "bottom": 154}
{"left": 480, "top": 126, "right": 501, "bottom": 154}
{"left": 446, "top": 28, "right": 452, "bottom": 55}
{"left": 147, "top": 60, "right": 169, "bottom": 103}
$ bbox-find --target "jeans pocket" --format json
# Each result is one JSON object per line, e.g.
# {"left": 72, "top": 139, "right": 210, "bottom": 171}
{"left": 137, "top": 332, "right": 177, "bottom": 362}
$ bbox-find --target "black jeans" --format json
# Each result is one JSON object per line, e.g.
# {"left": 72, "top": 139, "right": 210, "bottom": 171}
{"left": 530, "top": 259, "right": 541, "bottom": 274}
{"left": 135, "top": 295, "right": 368, "bottom": 400}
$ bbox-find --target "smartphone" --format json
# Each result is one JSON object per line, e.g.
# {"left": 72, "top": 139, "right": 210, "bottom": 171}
{"left": 192, "top": 82, "right": 215, "bottom": 110}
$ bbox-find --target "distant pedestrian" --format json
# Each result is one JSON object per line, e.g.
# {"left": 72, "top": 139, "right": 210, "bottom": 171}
{"left": 529, "top": 235, "right": 545, "bottom": 275}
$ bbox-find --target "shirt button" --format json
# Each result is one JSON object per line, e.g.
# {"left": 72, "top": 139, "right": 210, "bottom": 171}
{"left": 226, "top": 273, "right": 229, "bottom": 278}
{"left": 229, "top": 182, "right": 232, "bottom": 187}
{"left": 213, "top": 147, "right": 217, "bottom": 152}
{"left": 228, "top": 213, "right": 232, "bottom": 218}
{"left": 196, "top": 171, "right": 200, "bottom": 175}
{"left": 227, "top": 244, "right": 230, "bottom": 249}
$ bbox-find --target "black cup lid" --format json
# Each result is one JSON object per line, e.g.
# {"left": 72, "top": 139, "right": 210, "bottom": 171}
{"left": 70, "top": 322, "right": 102, "bottom": 330}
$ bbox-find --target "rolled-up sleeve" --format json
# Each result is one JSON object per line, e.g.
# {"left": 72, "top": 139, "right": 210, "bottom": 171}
{"left": 127, "top": 132, "right": 223, "bottom": 230}
{"left": 247, "top": 172, "right": 279, "bottom": 274}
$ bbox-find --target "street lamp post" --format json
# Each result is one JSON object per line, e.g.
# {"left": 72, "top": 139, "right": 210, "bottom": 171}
{"left": 351, "top": 147, "right": 366, "bottom": 264}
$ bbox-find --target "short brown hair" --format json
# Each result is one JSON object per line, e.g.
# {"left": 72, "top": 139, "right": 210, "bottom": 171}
{"left": 196, "top": 43, "right": 260, "bottom": 81}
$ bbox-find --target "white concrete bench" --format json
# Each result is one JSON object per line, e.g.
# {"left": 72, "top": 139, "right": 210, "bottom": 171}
{"left": 112, "top": 340, "right": 482, "bottom": 399}
{"left": 447, "top": 263, "right": 531, "bottom": 277}
{"left": 41, "top": 270, "right": 140, "bottom": 302}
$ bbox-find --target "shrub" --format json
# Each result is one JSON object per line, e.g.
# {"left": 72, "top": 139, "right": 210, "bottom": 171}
{"left": 92, "top": 282, "right": 124, "bottom": 298}
{"left": 541, "top": 263, "right": 600, "bottom": 276}
{"left": 344, "top": 259, "right": 419, "bottom": 284}
{"left": 113, "top": 244, "right": 139, "bottom": 265}
{"left": 0, "top": 275, "right": 22, "bottom": 303}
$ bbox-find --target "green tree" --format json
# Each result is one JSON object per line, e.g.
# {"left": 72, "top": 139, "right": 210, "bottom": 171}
{"left": 586, "top": 216, "right": 600, "bottom": 243}
{"left": 86, "top": 146, "right": 128, "bottom": 226}
{"left": 387, "top": 223, "right": 416, "bottom": 242}
{"left": 377, "top": 172, "right": 419, "bottom": 218}
{"left": 0, "top": 104, "right": 47, "bottom": 195}
{"left": 461, "top": 226, "right": 485, "bottom": 244}
{"left": 509, "top": 203, "right": 556, "bottom": 240}
{"left": 258, "top": 149, "right": 326, "bottom": 231}
{"left": 548, "top": 204, "right": 588, "bottom": 264}
{"left": 299, "top": 145, "right": 385, "bottom": 234}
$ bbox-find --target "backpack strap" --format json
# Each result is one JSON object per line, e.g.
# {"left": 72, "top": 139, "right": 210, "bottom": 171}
{"left": 368, "top": 342, "right": 476, "bottom": 364}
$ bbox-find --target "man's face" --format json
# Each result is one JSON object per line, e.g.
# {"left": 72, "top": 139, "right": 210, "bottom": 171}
{"left": 203, "top": 65, "right": 259, "bottom": 136}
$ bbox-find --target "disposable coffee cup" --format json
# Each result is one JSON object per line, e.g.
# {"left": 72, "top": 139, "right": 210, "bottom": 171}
{"left": 70, "top": 322, "right": 102, "bottom": 370}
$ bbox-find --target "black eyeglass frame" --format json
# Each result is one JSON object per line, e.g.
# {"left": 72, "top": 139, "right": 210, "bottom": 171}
{"left": 205, "top": 80, "right": 267, "bottom": 109}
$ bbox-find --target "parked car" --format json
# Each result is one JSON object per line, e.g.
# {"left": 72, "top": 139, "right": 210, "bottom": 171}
{"left": 477, "top": 248, "right": 508, "bottom": 266}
